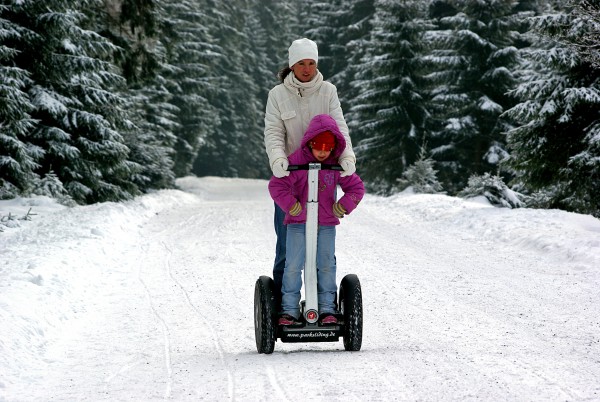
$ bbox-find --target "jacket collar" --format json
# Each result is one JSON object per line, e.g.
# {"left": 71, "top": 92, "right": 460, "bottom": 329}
{"left": 284, "top": 71, "right": 323, "bottom": 97}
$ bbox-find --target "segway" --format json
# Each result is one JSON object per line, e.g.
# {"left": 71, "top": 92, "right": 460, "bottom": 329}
{"left": 254, "top": 163, "right": 363, "bottom": 354}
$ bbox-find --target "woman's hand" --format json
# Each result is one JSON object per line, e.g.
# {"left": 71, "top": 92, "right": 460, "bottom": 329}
{"left": 272, "top": 157, "right": 290, "bottom": 178}
{"left": 339, "top": 159, "right": 356, "bottom": 177}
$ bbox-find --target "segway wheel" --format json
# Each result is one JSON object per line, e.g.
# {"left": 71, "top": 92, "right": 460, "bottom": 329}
{"left": 254, "top": 276, "right": 277, "bottom": 354}
{"left": 339, "top": 274, "right": 363, "bottom": 351}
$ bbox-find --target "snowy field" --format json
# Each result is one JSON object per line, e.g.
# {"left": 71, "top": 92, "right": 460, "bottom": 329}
{"left": 1, "top": 176, "right": 599, "bottom": 401}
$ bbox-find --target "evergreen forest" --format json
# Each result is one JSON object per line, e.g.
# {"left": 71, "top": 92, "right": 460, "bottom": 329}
{"left": 1, "top": 0, "right": 599, "bottom": 217}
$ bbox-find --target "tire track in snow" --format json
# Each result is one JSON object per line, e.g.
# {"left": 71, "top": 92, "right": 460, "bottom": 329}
{"left": 161, "top": 240, "right": 235, "bottom": 400}
{"left": 137, "top": 244, "right": 174, "bottom": 399}
{"left": 265, "top": 364, "right": 290, "bottom": 401}
{"left": 177, "top": 203, "right": 280, "bottom": 399}
{"left": 173, "top": 199, "right": 279, "bottom": 399}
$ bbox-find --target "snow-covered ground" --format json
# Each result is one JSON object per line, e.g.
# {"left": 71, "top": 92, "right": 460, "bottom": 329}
{"left": 1, "top": 176, "right": 599, "bottom": 401}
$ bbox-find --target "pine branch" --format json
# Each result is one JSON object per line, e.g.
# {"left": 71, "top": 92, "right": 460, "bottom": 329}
{"left": 0, "top": 208, "right": 37, "bottom": 231}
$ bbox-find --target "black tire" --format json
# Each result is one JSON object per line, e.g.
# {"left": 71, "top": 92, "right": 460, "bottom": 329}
{"left": 339, "top": 274, "right": 363, "bottom": 351}
{"left": 254, "top": 276, "right": 277, "bottom": 354}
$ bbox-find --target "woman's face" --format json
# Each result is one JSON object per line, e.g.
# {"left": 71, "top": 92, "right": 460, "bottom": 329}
{"left": 292, "top": 59, "right": 317, "bottom": 82}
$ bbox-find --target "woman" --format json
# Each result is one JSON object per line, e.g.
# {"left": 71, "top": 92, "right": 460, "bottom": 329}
{"left": 263, "top": 38, "right": 356, "bottom": 308}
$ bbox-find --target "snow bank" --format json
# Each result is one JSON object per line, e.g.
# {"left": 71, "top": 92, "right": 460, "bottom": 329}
{"left": 0, "top": 190, "right": 198, "bottom": 389}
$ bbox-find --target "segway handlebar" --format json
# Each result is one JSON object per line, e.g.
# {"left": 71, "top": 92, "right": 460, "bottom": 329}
{"left": 287, "top": 164, "right": 343, "bottom": 171}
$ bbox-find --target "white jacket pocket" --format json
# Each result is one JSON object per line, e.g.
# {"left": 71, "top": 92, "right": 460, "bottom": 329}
{"left": 281, "top": 110, "right": 296, "bottom": 120}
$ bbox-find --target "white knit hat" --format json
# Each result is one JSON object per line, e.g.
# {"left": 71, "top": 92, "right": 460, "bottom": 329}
{"left": 288, "top": 38, "right": 318, "bottom": 67}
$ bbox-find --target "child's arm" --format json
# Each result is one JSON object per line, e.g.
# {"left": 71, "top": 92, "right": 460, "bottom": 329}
{"left": 336, "top": 173, "right": 365, "bottom": 216}
{"left": 268, "top": 174, "right": 301, "bottom": 215}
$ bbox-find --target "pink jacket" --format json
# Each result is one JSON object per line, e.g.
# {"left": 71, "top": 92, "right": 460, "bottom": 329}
{"left": 268, "top": 114, "right": 365, "bottom": 226}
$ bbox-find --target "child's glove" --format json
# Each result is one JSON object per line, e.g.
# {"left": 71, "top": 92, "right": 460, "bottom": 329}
{"left": 272, "top": 157, "right": 290, "bottom": 178}
{"left": 333, "top": 202, "right": 347, "bottom": 218}
{"left": 289, "top": 201, "right": 302, "bottom": 216}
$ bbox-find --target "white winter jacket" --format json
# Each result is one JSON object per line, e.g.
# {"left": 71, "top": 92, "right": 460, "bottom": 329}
{"left": 264, "top": 71, "right": 355, "bottom": 170}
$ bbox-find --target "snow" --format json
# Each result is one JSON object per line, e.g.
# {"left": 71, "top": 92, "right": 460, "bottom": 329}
{"left": 30, "top": 87, "right": 68, "bottom": 116}
{"left": 61, "top": 39, "right": 77, "bottom": 54}
{"left": 478, "top": 95, "right": 503, "bottom": 113}
{"left": 1, "top": 176, "right": 599, "bottom": 401}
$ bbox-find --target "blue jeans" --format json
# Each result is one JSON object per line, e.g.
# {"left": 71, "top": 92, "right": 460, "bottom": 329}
{"left": 281, "top": 224, "right": 337, "bottom": 319}
{"left": 273, "top": 203, "right": 287, "bottom": 308}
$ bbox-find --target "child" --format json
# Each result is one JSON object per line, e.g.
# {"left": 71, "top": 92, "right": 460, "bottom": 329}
{"left": 268, "top": 114, "right": 365, "bottom": 326}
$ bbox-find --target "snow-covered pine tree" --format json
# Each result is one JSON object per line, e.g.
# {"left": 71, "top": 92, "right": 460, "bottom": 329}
{"left": 33, "top": 170, "right": 73, "bottom": 204}
{"left": 423, "top": 0, "right": 524, "bottom": 193}
{"left": 330, "top": 0, "right": 376, "bottom": 94}
{"left": 89, "top": 0, "right": 179, "bottom": 191}
{"left": 337, "top": 0, "right": 377, "bottom": 152}
{"left": 193, "top": 0, "right": 269, "bottom": 179}
{"left": 0, "top": 8, "right": 40, "bottom": 198}
{"left": 300, "top": 0, "right": 344, "bottom": 80}
{"left": 573, "top": 0, "right": 600, "bottom": 68}
{"left": 397, "top": 146, "right": 444, "bottom": 194}
{"left": 160, "top": 0, "right": 221, "bottom": 178}
{"left": 301, "top": 0, "right": 376, "bottom": 125}
{"left": 4, "top": 0, "right": 138, "bottom": 204}
{"left": 251, "top": 0, "right": 299, "bottom": 98}
{"left": 504, "top": 4, "right": 600, "bottom": 217}
{"left": 125, "top": 3, "right": 179, "bottom": 190}
{"left": 347, "top": 0, "right": 430, "bottom": 194}
{"left": 122, "top": 81, "right": 178, "bottom": 190}
{"left": 241, "top": 0, "right": 299, "bottom": 178}
{"left": 458, "top": 171, "right": 524, "bottom": 208}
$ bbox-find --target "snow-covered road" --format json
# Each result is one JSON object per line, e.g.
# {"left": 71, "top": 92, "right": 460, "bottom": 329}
{"left": 1, "top": 176, "right": 599, "bottom": 401}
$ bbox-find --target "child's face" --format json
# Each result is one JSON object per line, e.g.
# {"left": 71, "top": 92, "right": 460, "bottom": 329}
{"left": 312, "top": 148, "right": 332, "bottom": 162}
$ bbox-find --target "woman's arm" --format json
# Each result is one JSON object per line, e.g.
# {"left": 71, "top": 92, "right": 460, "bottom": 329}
{"left": 264, "top": 89, "right": 289, "bottom": 170}
{"left": 328, "top": 85, "right": 355, "bottom": 164}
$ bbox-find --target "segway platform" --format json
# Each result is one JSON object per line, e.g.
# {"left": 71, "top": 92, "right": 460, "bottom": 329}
{"left": 278, "top": 319, "right": 343, "bottom": 343}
